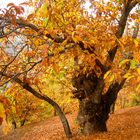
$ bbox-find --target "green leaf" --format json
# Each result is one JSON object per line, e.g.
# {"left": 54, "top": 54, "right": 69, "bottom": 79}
{"left": 43, "top": 18, "right": 49, "bottom": 26}
{"left": 58, "top": 72, "right": 65, "bottom": 80}
{"left": 130, "top": 59, "right": 137, "bottom": 69}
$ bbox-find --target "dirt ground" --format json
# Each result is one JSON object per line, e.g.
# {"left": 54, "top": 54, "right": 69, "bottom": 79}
{"left": 0, "top": 106, "right": 140, "bottom": 140}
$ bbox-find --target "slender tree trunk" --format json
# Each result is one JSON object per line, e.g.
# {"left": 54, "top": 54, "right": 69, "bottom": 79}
{"left": 17, "top": 81, "right": 72, "bottom": 139}
{"left": 20, "top": 119, "right": 26, "bottom": 127}
{"left": 12, "top": 120, "right": 17, "bottom": 129}
{"left": 0, "top": 72, "right": 72, "bottom": 140}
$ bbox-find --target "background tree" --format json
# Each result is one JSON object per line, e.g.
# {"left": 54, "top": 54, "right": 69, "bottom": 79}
{"left": 0, "top": 0, "right": 139, "bottom": 139}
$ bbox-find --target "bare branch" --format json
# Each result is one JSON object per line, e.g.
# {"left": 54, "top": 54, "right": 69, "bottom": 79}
{"left": 0, "top": 44, "right": 27, "bottom": 80}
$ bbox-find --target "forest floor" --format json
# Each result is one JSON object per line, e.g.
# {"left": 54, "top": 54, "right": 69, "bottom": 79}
{"left": 0, "top": 106, "right": 140, "bottom": 140}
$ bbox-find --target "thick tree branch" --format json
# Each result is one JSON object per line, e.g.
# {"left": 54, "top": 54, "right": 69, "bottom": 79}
{"left": 106, "top": 0, "right": 138, "bottom": 64}
{"left": 102, "top": 78, "right": 126, "bottom": 115}
{"left": 0, "top": 17, "right": 95, "bottom": 54}
{"left": 94, "top": 1, "right": 138, "bottom": 105}
{"left": 106, "top": 46, "right": 118, "bottom": 65}
{"left": 116, "top": 1, "right": 138, "bottom": 38}
{"left": 95, "top": 59, "right": 107, "bottom": 72}
{"left": 105, "top": 79, "right": 126, "bottom": 105}
{"left": 129, "top": 0, "right": 139, "bottom": 10}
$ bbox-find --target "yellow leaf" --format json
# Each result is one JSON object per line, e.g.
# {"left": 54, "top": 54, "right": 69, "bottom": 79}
{"left": 119, "top": 59, "right": 129, "bottom": 67}
{"left": 109, "top": 74, "right": 115, "bottom": 82}
{"left": 75, "top": 35, "right": 82, "bottom": 42}
{"left": 0, "top": 103, "right": 4, "bottom": 118}
{"left": 61, "top": 38, "right": 68, "bottom": 46}
{"left": 11, "top": 106, "right": 16, "bottom": 113}
{"left": 124, "top": 73, "right": 131, "bottom": 78}
{"left": 90, "top": 40, "right": 95, "bottom": 44}
{"left": 37, "top": 4, "right": 48, "bottom": 18}
{"left": 137, "top": 76, "right": 140, "bottom": 81}
{"left": 133, "top": 39, "right": 139, "bottom": 47}
{"left": 72, "top": 32, "right": 82, "bottom": 43}
{"left": 104, "top": 70, "right": 111, "bottom": 79}
{"left": 136, "top": 68, "right": 140, "bottom": 74}
{"left": 46, "top": 0, "right": 49, "bottom": 5}
{"left": 126, "top": 75, "right": 135, "bottom": 81}
{"left": 136, "top": 84, "right": 140, "bottom": 91}
{"left": 123, "top": 73, "right": 135, "bottom": 81}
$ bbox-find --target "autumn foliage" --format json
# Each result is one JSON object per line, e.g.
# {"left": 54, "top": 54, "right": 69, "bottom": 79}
{"left": 0, "top": 0, "right": 140, "bottom": 139}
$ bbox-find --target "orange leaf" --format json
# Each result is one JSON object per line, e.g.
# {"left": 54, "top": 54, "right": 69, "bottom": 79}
{"left": 53, "top": 63, "right": 59, "bottom": 73}
{"left": 34, "top": 78, "right": 39, "bottom": 85}
{"left": 27, "top": 14, "right": 35, "bottom": 19}
{"left": 42, "top": 45, "right": 48, "bottom": 57}
{"left": 42, "top": 58, "right": 48, "bottom": 66}
{"left": 26, "top": 51, "right": 35, "bottom": 57}
{"left": 7, "top": 3, "right": 14, "bottom": 7}
{"left": 19, "top": 2, "right": 29, "bottom": 6}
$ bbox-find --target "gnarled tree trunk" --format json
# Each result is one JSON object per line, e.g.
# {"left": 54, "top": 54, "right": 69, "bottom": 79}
{"left": 72, "top": 1, "right": 138, "bottom": 135}
{"left": 72, "top": 73, "right": 125, "bottom": 135}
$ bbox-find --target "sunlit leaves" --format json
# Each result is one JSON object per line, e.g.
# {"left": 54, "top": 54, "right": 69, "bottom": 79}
{"left": 119, "top": 59, "right": 129, "bottom": 68}
{"left": 43, "top": 18, "right": 49, "bottom": 26}
{"left": 0, "top": 103, "right": 4, "bottom": 120}
{"left": 25, "top": 50, "right": 35, "bottom": 57}
{"left": 104, "top": 70, "right": 111, "bottom": 79}
{"left": 124, "top": 72, "right": 135, "bottom": 81}
{"left": 27, "top": 13, "right": 35, "bottom": 20}
{"left": 36, "top": 3, "right": 49, "bottom": 18}
{"left": 0, "top": 0, "right": 139, "bottom": 133}
{"left": 7, "top": 3, "right": 24, "bottom": 15}
{"left": 104, "top": 70, "right": 116, "bottom": 83}
{"left": 133, "top": 39, "right": 139, "bottom": 47}
{"left": 136, "top": 68, "right": 140, "bottom": 74}
{"left": 2, "top": 84, "right": 47, "bottom": 127}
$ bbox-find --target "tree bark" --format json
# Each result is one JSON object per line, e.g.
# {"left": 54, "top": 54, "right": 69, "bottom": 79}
{"left": 12, "top": 120, "right": 17, "bottom": 129}
{"left": 72, "top": 1, "right": 138, "bottom": 135}
{"left": 72, "top": 73, "right": 126, "bottom": 135}
{"left": 20, "top": 119, "right": 26, "bottom": 127}
{"left": 77, "top": 100, "right": 107, "bottom": 135}
{"left": 116, "top": 1, "right": 138, "bottom": 38}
